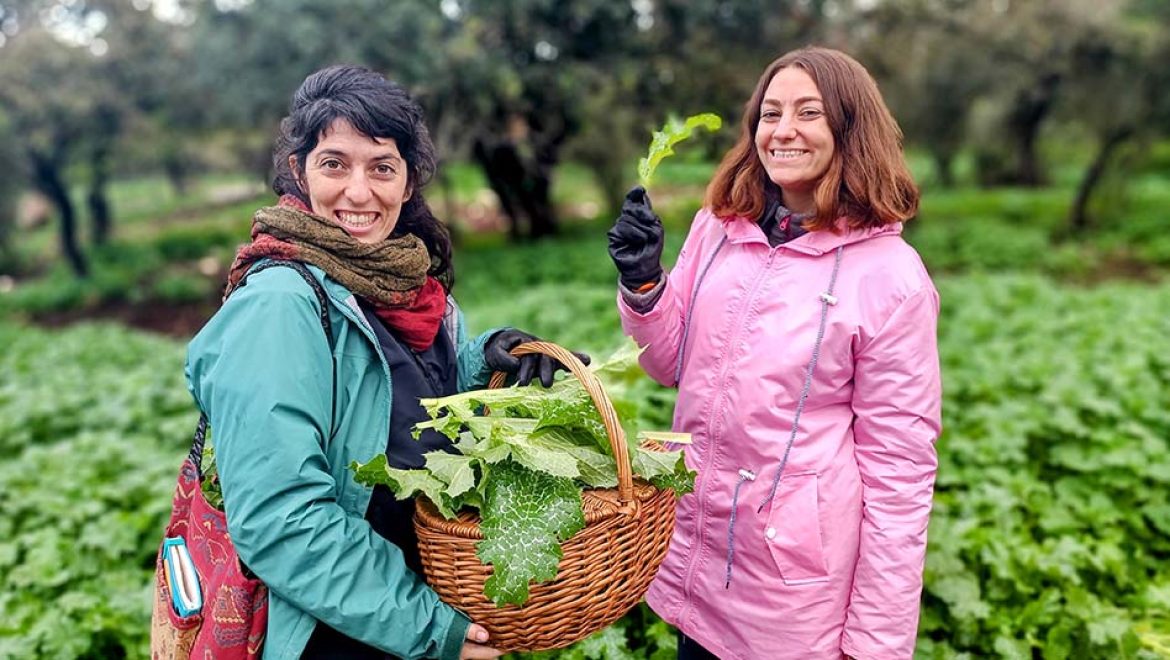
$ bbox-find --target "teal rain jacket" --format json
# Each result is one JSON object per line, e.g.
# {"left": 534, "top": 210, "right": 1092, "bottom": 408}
{"left": 185, "top": 262, "right": 497, "bottom": 660}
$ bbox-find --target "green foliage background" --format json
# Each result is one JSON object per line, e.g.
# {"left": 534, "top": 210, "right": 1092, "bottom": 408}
{"left": 3, "top": 228, "right": 1170, "bottom": 657}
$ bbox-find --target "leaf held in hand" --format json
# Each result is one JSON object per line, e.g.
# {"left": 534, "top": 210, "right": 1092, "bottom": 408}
{"left": 637, "top": 113, "right": 722, "bottom": 188}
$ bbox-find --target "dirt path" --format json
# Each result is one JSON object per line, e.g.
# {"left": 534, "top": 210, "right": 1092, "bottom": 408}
{"left": 32, "top": 298, "right": 219, "bottom": 340}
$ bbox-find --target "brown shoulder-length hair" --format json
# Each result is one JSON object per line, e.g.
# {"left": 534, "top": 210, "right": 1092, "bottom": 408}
{"left": 705, "top": 47, "right": 918, "bottom": 231}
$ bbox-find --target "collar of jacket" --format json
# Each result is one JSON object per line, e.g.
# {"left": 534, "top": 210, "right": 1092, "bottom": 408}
{"left": 719, "top": 215, "right": 903, "bottom": 255}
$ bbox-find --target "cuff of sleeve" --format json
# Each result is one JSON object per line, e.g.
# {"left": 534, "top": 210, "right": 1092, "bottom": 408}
{"left": 438, "top": 608, "right": 471, "bottom": 660}
{"left": 468, "top": 327, "right": 508, "bottom": 388}
{"left": 619, "top": 277, "right": 665, "bottom": 313}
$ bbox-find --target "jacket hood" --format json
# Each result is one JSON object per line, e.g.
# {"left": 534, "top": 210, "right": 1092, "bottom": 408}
{"left": 721, "top": 214, "right": 903, "bottom": 255}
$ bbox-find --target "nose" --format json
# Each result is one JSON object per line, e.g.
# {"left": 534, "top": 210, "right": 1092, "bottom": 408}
{"left": 344, "top": 171, "right": 373, "bottom": 205}
{"left": 773, "top": 114, "right": 798, "bottom": 140}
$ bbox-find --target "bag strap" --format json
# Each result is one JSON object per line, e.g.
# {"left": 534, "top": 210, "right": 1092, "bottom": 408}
{"left": 189, "top": 260, "right": 334, "bottom": 473}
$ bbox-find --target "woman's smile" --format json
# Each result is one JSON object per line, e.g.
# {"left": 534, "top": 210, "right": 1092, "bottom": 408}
{"left": 335, "top": 211, "right": 381, "bottom": 229}
{"left": 766, "top": 148, "right": 811, "bottom": 160}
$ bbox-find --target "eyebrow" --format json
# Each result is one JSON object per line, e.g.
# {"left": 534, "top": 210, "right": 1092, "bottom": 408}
{"left": 762, "top": 96, "right": 823, "bottom": 106}
{"left": 315, "top": 149, "right": 402, "bottom": 162}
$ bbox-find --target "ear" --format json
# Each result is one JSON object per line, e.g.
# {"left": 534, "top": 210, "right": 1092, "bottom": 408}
{"left": 403, "top": 181, "right": 413, "bottom": 203}
{"left": 289, "top": 155, "right": 306, "bottom": 192}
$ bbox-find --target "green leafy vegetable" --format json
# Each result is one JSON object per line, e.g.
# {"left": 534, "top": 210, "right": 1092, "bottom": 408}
{"left": 353, "top": 454, "right": 461, "bottom": 518}
{"left": 633, "top": 447, "right": 695, "bottom": 496}
{"left": 637, "top": 113, "right": 722, "bottom": 188}
{"left": 351, "top": 341, "right": 695, "bottom": 606}
{"left": 477, "top": 459, "right": 585, "bottom": 606}
{"left": 200, "top": 437, "right": 224, "bottom": 510}
{"left": 422, "top": 451, "right": 478, "bottom": 500}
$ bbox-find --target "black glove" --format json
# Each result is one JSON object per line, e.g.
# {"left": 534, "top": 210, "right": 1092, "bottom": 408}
{"left": 484, "top": 329, "right": 591, "bottom": 388}
{"left": 607, "top": 186, "right": 664, "bottom": 291}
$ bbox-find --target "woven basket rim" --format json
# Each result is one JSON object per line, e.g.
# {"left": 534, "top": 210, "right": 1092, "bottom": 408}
{"left": 414, "top": 476, "right": 665, "bottom": 540}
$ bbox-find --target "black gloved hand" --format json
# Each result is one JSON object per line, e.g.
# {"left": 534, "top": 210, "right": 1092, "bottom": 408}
{"left": 484, "top": 329, "right": 591, "bottom": 388}
{"left": 607, "top": 186, "right": 664, "bottom": 291}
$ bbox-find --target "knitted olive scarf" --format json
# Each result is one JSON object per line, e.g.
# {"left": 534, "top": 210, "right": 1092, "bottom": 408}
{"left": 226, "top": 195, "right": 447, "bottom": 351}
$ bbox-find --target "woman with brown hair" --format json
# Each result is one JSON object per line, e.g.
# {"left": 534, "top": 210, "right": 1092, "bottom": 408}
{"left": 608, "top": 47, "right": 942, "bottom": 658}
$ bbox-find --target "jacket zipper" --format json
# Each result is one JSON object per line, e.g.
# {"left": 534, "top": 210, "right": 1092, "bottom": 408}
{"left": 677, "top": 246, "right": 777, "bottom": 620}
{"left": 333, "top": 295, "right": 395, "bottom": 511}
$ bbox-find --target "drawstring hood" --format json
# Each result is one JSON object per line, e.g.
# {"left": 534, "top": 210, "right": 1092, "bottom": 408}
{"left": 724, "top": 245, "right": 845, "bottom": 588}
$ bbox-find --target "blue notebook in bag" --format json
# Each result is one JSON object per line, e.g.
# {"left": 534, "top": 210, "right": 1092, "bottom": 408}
{"left": 162, "top": 536, "right": 203, "bottom": 617}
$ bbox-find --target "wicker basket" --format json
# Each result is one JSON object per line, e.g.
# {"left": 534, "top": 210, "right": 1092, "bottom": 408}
{"left": 413, "top": 341, "right": 677, "bottom": 652}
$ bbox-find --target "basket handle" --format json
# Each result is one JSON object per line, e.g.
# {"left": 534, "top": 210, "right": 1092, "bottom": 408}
{"left": 488, "top": 341, "right": 634, "bottom": 505}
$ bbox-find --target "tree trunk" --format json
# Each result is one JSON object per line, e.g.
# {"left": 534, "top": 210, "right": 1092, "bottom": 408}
{"left": 593, "top": 161, "right": 626, "bottom": 219}
{"left": 433, "top": 168, "right": 462, "bottom": 247}
{"left": 88, "top": 141, "right": 112, "bottom": 245}
{"left": 30, "top": 149, "right": 88, "bottom": 277}
{"left": 1068, "top": 127, "right": 1133, "bottom": 233}
{"left": 471, "top": 139, "right": 559, "bottom": 240}
{"left": 0, "top": 202, "right": 14, "bottom": 270}
{"left": 1005, "top": 72, "right": 1061, "bottom": 187}
{"left": 525, "top": 171, "right": 556, "bottom": 239}
{"left": 472, "top": 140, "right": 524, "bottom": 240}
{"left": 164, "top": 155, "right": 191, "bottom": 197}
{"left": 88, "top": 104, "right": 119, "bottom": 245}
{"left": 1013, "top": 121, "right": 1043, "bottom": 187}
{"left": 932, "top": 149, "right": 955, "bottom": 188}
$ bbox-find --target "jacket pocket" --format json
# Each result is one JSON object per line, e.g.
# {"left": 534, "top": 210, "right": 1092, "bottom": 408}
{"left": 763, "top": 470, "right": 830, "bottom": 584}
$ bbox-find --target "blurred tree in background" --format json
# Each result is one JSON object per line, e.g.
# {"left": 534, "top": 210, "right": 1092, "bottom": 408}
{"left": 0, "top": 0, "right": 200, "bottom": 274}
{"left": 185, "top": 0, "right": 838, "bottom": 238}
{"left": 0, "top": 0, "right": 1166, "bottom": 265}
{"left": 0, "top": 111, "right": 20, "bottom": 271}
{"left": 854, "top": 0, "right": 1168, "bottom": 228}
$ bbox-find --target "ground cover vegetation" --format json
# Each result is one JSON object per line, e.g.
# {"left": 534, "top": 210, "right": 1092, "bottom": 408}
{"left": 2, "top": 176, "right": 1170, "bottom": 656}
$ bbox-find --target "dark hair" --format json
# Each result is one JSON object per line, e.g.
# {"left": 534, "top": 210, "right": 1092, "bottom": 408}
{"left": 272, "top": 65, "right": 454, "bottom": 289}
{"left": 705, "top": 47, "right": 918, "bottom": 231}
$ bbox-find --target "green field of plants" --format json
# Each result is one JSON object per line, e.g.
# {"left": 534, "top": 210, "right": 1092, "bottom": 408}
{"left": 2, "top": 162, "right": 1170, "bottom": 659}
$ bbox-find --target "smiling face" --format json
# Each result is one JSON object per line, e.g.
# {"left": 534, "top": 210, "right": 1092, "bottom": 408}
{"left": 294, "top": 119, "right": 411, "bottom": 243}
{"left": 753, "top": 66, "right": 836, "bottom": 214}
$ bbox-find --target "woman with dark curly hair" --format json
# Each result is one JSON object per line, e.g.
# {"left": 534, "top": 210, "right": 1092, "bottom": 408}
{"left": 186, "top": 65, "right": 582, "bottom": 660}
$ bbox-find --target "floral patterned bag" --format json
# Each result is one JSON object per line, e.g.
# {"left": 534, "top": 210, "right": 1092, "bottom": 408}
{"left": 149, "top": 426, "right": 269, "bottom": 660}
{"left": 150, "top": 260, "right": 332, "bottom": 659}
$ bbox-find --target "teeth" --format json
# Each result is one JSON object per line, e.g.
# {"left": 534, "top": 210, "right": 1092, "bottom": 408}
{"left": 338, "top": 212, "right": 377, "bottom": 227}
{"left": 771, "top": 149, "right": 807, "bottom": 159}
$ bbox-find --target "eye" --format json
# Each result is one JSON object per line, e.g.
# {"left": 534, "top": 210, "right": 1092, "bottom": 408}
{"left": 320, "top": 159, "right": 344, "bottom": 170}
{"left": 760, "top": 109, "right": 781, "bottom": 121}
{"left": 373, "top": 162, "right": 398, "bottom": 177}
{"left": 798, "top": 108, "right": 824, "bottom": 120}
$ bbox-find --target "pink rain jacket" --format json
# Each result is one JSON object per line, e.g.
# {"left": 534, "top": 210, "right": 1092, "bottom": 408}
{"left": 619, "top": 209, "right": 942, "bottom": 659}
